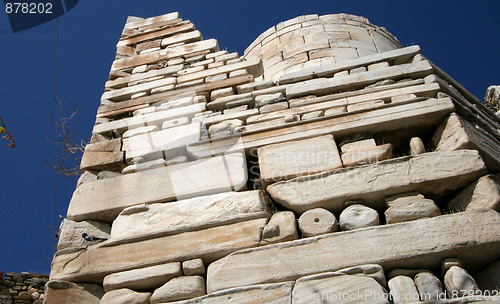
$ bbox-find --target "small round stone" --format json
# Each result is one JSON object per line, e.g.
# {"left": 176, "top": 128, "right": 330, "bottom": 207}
{"left": 339, "top": 204, "right": 380, "bottom": 231}
{"left": 298, "top": 208, "right": 338, "bottom": 237}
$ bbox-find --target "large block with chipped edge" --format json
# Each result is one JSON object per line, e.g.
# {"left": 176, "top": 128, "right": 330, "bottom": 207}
{"left": 67, "top": 153, "right": 248, "bottom": 222}
{"left": 110, "top": 190, "right": 272, "bottom": 242}
{"left": 257, "top": 135, "right": 343, "bottom": 188}
{"left": 206, "top": 210, "right": 500, "bottom": 293}
{"left": 266, "top": 150, "right": 486, "bottom": 214}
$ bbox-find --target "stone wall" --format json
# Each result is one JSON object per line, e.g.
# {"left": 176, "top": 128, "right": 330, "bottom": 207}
{"left": 0, "top": 272, "right": 47, "bottom": 304}
{"left": 46, "top": 11, "right": 500, "bottom": 304}
{"left": 243, "top": 13, "right": 401, "bottom": 81}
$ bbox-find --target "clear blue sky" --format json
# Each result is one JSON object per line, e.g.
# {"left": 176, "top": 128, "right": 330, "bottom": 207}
{"left": 1, "top": 1, "right": 499, "bottom": 274}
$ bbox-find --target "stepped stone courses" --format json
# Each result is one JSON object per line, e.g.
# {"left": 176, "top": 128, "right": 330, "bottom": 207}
{"left": 47, "top": 10, "right": 500, "bottom": 304}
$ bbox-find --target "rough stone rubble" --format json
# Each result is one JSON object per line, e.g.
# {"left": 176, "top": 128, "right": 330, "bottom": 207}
{"left": 45, "top": 11, "right": 500, "bottom": 304}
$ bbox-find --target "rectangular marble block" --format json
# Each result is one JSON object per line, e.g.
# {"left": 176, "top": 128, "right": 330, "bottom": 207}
{"left": 67, "top": 153, "right": 248, "bottom": 222}
{"left": 110, "top": 190, "right": 273, "bottom": 242}
{"left": 50, "top": 217, "right": 268, "bottom": 283}
{"left": 266, "top": 150, "right": 486, "bottom": 214}
{"left": 257, "top": 135, "right": 343, "bottom": 188}
{"left": 206, "top": 210, "right": 500, "bottom": 293}
{"left": 122, "top": 122, "right": 201, "bottom": 160}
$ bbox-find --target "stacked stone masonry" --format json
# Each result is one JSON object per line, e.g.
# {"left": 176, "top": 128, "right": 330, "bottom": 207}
{"left": 0, "top": 272, "right": 48, "bottom": 304}
{"left": 47, "top": 11, "right": 500, "bottom": 303}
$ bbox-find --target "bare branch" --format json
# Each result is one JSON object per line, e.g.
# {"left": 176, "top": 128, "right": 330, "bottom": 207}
{"left": 46, "top": 98, "right": 87, "bottom": 177}
{"left": 0, "top": 114, "right": 15, "bottom": 148}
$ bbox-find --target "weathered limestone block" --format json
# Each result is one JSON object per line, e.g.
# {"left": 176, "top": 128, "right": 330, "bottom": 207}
{"left": 388, "top": 276, "right": 420, "bottom": 304}
{"left": 285, "top": 60, "right": 433, "bottom": 98}
{"left": 67, "top": 153, "right": 248, "bottom": 222}
{"left": 57, "top": 220, "right": 110, "bottom": 250}
{"left": 278, "top": 46, "right": 420, "bottom": 85}
{"left": 110, "top": 190, "right": 272, "bottom": 242}
{"left": 76, "top": 170, "right": 98, "bottom": 188}
{"left": 80, "top": 151, "right": 124, "bottom": 171}
{"left": 210, "top": 87, "right": 234, "bottom": 101}
{"left": 298, "top": 208, "right": 338, "bottom": 237}
{"left": 123, "top": 125, "right": 159, "bottom": 138}
{"left": 257, "top": 135, "right": 343, "bottom": 188}
{"left": 85, "top": 139, "right": 122, "bottom": 152}
{"left": 340, "top": 138, "right": 376, "bottom": 153}
{"left": 410, "top": 137, "right": 426, "bottom": 155}
{"left": 384, "top": 192, "right": 441, "bottom": 224}
{"left": 183, "top": 259, "right": 206, "bottom": 277}
{"left": 442, "top": 258, "right": 462, "bottom": 278}
{"left": 237, "top": 79, "right": 275, "bottom": 94}
{"left": 103, "top": 262, "right": 182, "bottom": 292}
{"left": 162, "top": 117, "right": 189, "bottom": 130}
{"left": 341, "top": 143, "right": 393, "bottom": 167}
{"left": 432, "top": 113, "right": 500, "bottom": 171}
{"left": 208, "top": 119, "right": 243, "bottom": 138}
{"left": 161, "top": 30, "right": 202, "bottom": 48}
{"left": 475, "top": 260, "right": 500, "bottom": 292}
{"left": 112, "top": 39, "right": 218, "bottom": 72}
{"left": 44, "top": 281, "right": 103, "bottom": 304}
{"left": 188, "top": 98, "right": 454, "bottom": 160}
{"left": 261, "top": 211, "right": 299, "bottom": 244}
{"left": 100, "top": 288, "right": 151, "bottom": 304}
{"left": 267, "top": 150, "right": 486, "bottom": 214}
{"left": 293, "top": 273, "right": 389, "bottom": 304}
{"left": 206, "top": 210, "right": 500, "bottom": 293}
{"left": 93, "top": 102, "right": 206, "bottom": 135}
{"left": 444, "top": 266, "right": 480, "bottom": 297}
{"left": 448, "top": 175, "right": 500, "bottom": 213}
{"left": 122, "top": 122, "right": 201, "bottom": 160}
{"left": 259, "top": 101, "right": 289, "bottom": 114}
{"left": 101, "top": 77, "right": 177, "bottom": 102}
{"left": 414, "top": 272, "right": 443, "bottom": 301}
{"left": 50, "top": 217, "right": 268, "bottom": 283}
{"left": 339, "top": 204, "right": 379, "bottom": 231}
{"left": 166, "top": 282, "right": 294, "bottom": 304}
{"left": 255, "top": 93, "right": 284, "bottom": 107}
{"left": 150, "top": 276, "right": 206, "bottom": 303}
{"left": 121, "top": 159, "right": 166, "bottom": 174}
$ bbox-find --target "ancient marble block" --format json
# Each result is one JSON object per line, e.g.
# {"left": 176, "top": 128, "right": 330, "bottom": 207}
{"left": 206, "top": 210, "right": 500, "bottom": 293}
{"left": 257, "top": 135, "right": 343, "bottom": 188}
{"left": 261, "top": 211, "right": 299, "bottom": 244}
{"left": 167, "top": 282, "right": 294, "bottom": 304}
{"left": 182, "top": 259, "right": 206, "bottom": 277}
{"left": 57, "top": 219, "right": 110, "bottom": 250}
{"left": 110, "top": 190, "right": 272, "bottom": 242}
{"left": 384, "top": 192, "right": 441, "bottom": 224}
{"left": 80, "top": 151, "right": 124, "bottom": 171}
{"left": 150, "top": 276, "right": 206, "bottom": 303}
{"left": 122, "top": 122, "right": 201, "bottom": 160}
{"left": 293, "top": 273, "right": 389, "bottom": 304}
{"left": 339, "top": 204, "right": 380, "bottom": 231}
{"left": 414, "top": 272, "right": 443, "bottom": 301}
{"left": 44, "top": 281, "right": 103, "bottom": 304}
{"left": 266, "top": 150, "right": 486, "bottom": 214}
{"left": 448, "top": 174, "right": 500, "bottom": 213}
{"left": 444, "top": 266, "right": 480, "bottom": 297}
{"left": 67, "top": 153, "right": 248, "bottom": 222}
{"left": 100, "top": 288, "right": 151, "bottom": 304}
{"left": 341, "top": 143, "right": 393, "bottom": 167}
{"left": 188, "top": 98, "right": 454, "bottom": 159}
{"left": 50, "top": 218, "right": 268, "bottom": 283}
{"left": 388, "top": 276, "right": 420, "bottom": 304}
{"left": 103, "top": 262, "right": 182, "bottom": 292}
{"left": 432, "top": 112, "right": 500, "bottom": 171}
